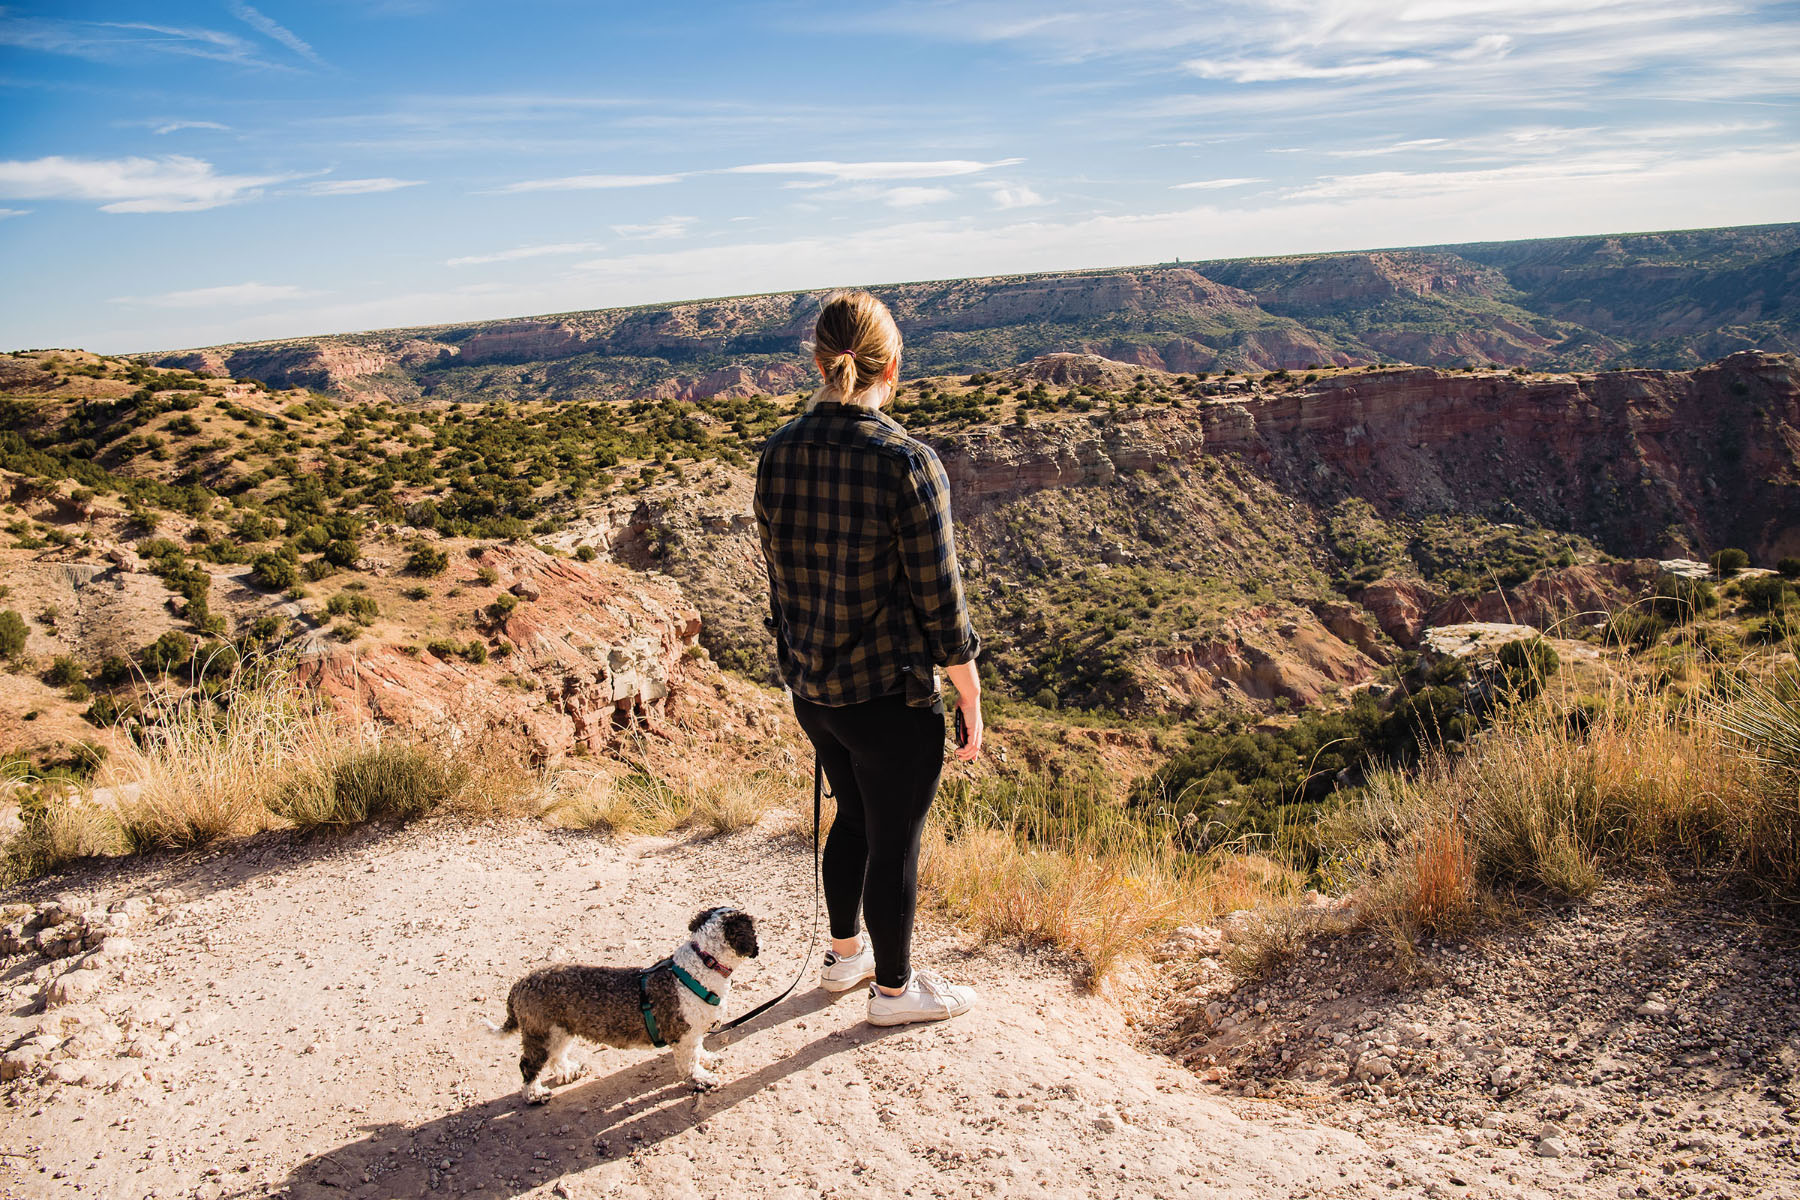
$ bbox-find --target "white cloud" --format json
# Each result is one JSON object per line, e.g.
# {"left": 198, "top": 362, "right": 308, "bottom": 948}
{"left": 447, "top": 242, "right": 608, "bottom": 267}
{"left": 1171, "top": 177, "right": 1267, "bottom": 190}
{"left": 152, "top": 120, "right": 231, "bottom": 136}
{"left": 113, "top": 282, "right": 325, "bottom": 309}
{"left": 879, "top": 186, "right": 955, "bottom": 207}
{"left": 0, "top": 155, "right": 293, "bottom": 213}
{"left": 723, "top": 158, "right": 1023, "bottom": 182}
{"left": 489, "top": 173, "right": 684, "bottom": 194}
{"left": 982, "top": 184, "right": 1049, "bottom": 209}
{"left": 609, "top": 216, "right": 694, "bottom": 241}
{"left": 228, "top": 3, "right": 326, "bottom": 69}
{"left": 0, "top": 208, "right": 27, "bottom": 219}
{"left": 304, "top": 178, "right": 423, "bottom": 196}
{"left": 0, "top": 13, "right": 283, "bottom": 68}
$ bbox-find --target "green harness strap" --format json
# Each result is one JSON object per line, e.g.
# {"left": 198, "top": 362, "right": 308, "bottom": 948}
{"left": 638, "top": 956, "right": 722, "bottom": 1048}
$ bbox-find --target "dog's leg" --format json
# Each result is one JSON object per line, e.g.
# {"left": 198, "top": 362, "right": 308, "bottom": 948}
{"left": 541, "top": 1028, "right": 585, "bottom": 1087}
{"left": 674, "top": 1033, "right": 718, "bottom": 1089}
{"left": 519, "top": 1026, "right": 554, "bottom": 1104}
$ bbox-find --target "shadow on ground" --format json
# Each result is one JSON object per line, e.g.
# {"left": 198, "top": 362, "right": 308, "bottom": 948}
{"left": 255, "top": 986, "right": 899, "bottom": 1199}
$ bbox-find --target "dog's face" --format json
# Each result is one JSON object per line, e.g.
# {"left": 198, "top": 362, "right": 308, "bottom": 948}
{"left": 689, "top": 906, "right": 759, "bottom": 959}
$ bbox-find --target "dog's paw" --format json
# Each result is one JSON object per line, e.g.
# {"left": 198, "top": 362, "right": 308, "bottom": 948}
{"left": 522, "top": 1083, "right": 552, "bottom": 1105}
{"left": 687, "top": 1067, "right": 720, "bottom": 1091}
{"left": 543, "top": 1062, "right": 587, "bottom": 1087}
{"left": 696, "top": 1048, "right": 721, "bottom": 1067}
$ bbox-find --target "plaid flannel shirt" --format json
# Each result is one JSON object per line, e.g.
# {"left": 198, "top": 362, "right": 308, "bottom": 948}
{"left": 753, "top": 401, "right": 981, "bottom": 709}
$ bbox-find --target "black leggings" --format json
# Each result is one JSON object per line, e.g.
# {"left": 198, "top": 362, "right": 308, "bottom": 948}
{"left": 791, "top": 692, "right": 945, "bottom": 989}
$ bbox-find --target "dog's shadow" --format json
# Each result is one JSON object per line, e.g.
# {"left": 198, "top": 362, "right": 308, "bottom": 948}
{"left": 254, "top": 987, "right": 901, "bottom": 1199}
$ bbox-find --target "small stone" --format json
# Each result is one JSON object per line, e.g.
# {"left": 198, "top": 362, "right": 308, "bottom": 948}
{"left": 97, "top": 936, "right": 135, "bottom": 959}
{"left": 1490, "top": 1065, "right": 1515, "bottom": 1086}
{"left": 1358, "top": 1056, "right": 1395, "bottom": 1080}
{"left": 1635, "top": 1000, "right": 1669, "bottom": 1017}
{"left": 45, "top": 969, "right": 102, "bottom": 1008}
{"left": 1, "top": 1046, "right": 45, "bottom": 1080}
{"left": 1536, "top": 1137, "right": 1570, "bottom": 1158}
{"left": 1480, "top": 1113, "right": 1505, "bottom": 1130}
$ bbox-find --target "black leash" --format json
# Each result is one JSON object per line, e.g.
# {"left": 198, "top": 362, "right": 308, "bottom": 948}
{"left": 708, "top": 758, "right": 826, "bottom": 1039}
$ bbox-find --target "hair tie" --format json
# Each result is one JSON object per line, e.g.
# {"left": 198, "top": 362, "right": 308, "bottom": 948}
{"left": 837, "top": 351, "right": 855, "bottom": 362}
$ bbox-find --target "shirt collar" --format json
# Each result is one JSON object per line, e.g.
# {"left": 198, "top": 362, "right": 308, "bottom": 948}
{"left": 807, "top": 400, "right": 905, "bottom": 431}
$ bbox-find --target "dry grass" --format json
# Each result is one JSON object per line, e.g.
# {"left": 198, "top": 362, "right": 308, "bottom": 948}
{"left": 920, "top": 771, "right": 1301, "bottom": 985}
{"left": 2, "top": 663, "right": 532, "bottom": 880}
{"left": 541, "top": 752, "right": 799, "bottom": 839}
{"left": 1338, "top": 651, "right": 1800, "bottom": 950}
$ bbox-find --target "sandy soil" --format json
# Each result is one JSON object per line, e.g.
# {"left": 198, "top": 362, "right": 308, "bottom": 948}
{"left": 0, "top": 817, "right": 1540, "bottom": 1200}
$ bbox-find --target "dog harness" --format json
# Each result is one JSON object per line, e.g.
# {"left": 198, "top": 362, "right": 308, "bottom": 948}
{"left": 637, "top": 945, "right": 723, "bottom": 1048}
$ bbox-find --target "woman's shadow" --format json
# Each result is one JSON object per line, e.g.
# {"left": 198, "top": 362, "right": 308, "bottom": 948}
{"left": 255, "top": 987, "right": 902, "bottom": 1199}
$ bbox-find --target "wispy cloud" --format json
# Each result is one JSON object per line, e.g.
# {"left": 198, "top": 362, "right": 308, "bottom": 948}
{"left": 112, "top": 282, "right": 325, "bottom": 309}
{"left": 303, "top": 177, "right": 422, "bottom": 196}
{"left": 152, "top": 120, "right": 232, "bottom": 136}
{"left": 0, "top": 13, "right": 285, "bottom": 69}
{"left": 609, "top": 216, "right": 694, "bottom": 241}
{"left": 723, "top": 158, "right": 1024, "bottom": 182}
{"left": 446, "top": 242, "right": 608, "bottom": 267}
{"left": 1171, "top": 177, "right": 1266, "bottom": 190}
{"left": 0, "top": 155, "right": 294, "bottom": 213}
{"left": 488, "top": 173, "right": 684, "bottom": 194}
{"left": 0, "top": 208, "right": 28, "bottom": 219}
{"left": 228, "top": 3, "right": 327, "bottom": 69}
{"left": 877, "top": 186, "right": 954, "bottom": 207}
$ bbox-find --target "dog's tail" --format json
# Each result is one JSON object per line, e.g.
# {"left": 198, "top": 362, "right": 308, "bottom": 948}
{"left": 485, "top": 993, "right": 518, "bottom": 1035}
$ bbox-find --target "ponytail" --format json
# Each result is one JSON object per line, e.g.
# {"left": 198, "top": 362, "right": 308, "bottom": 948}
{"left": 809, "top": 291, "right": 902, "bottom": 409}
{"left": 826, "top": 350, "right": 860, "bottom": 399}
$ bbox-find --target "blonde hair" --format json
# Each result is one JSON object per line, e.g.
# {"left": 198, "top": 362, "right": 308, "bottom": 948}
{"left": 807, "top": 290, "right": 902, "bottom": 408}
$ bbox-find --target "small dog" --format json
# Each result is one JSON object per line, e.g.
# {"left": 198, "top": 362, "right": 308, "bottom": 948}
{"left": 500, "top": 906, "right": 759, "bottom": 1101}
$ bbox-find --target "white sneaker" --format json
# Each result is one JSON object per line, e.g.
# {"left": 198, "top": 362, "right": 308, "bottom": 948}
{"left": 866, "top": 969, "right": 977, "bottom": 1026}
{"left": 820, "top": 938, "right": 877, "bottom": 992}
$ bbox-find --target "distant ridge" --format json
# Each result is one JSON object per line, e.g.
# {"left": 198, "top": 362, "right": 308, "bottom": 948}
{"left": 151, "top": 222, "right": 1800, "bottom": 405}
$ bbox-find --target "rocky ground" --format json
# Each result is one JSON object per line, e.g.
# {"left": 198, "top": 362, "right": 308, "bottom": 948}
{"left": 5, "top": 816, "right": 1746, "bottom": 1200}
{"left": 1151, "top": 877, "right": 1800, "bottom": 1199}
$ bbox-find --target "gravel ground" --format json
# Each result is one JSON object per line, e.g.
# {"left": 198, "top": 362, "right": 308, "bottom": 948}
{"left": 0, "top": 817, "right": 1512, "bottom": 1200}
{"left": 1150, "top": 875, "right": 1800, "bottom": 1199}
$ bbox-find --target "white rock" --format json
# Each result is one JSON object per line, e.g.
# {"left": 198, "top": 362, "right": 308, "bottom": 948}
{"left": 45, "top": 969, "right": 102, "bottom": 1008}
{"left": 1536, "top": 1137, "right": 1570, "bottom": 1158}
{"left": 0, "top": 1046, "right": 45, "bottom": 1080}
{"left": 1635, "top": 1000, "right": 1669, "bottom": 1017}
{"left": 1357, "top": 1055, "right": 1395, "bottom": 1080}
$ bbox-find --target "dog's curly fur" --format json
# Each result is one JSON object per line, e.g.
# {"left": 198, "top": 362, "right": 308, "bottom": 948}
{"left": 501, "top": 907, "right": 758, "bottom": 1101}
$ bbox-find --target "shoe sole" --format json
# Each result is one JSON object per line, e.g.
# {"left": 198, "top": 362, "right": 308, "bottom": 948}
{"left": 819, "top": 968, "right": 876, "bottom": 993}
{"left": 866, "top": 1001, "right": 974, "bottom": 1027}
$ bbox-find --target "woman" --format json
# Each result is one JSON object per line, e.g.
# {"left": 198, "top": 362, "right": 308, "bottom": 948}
{"left": 753, "top": 290, "right": 983, "bottom": 1026}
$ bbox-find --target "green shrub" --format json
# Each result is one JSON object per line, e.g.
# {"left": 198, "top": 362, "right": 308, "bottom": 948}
{"left": 1709, "top": 548, "right": 1750, "bottom": 575}
{"left": 475, "top": 566, "right": 500, "bottom": 586}
{"left": 406, "top": 544, "right": 449, "bottom": 576}
{"left": 141, "top": 630, "right": 193, "bottom": 673}
{"left": 1650, "top": 575, "right": 1716, "bottom": 623}
{"left": 250, "top": 552, "right": 297, "bottom": 590}
{"left": 488, "top": 592, "right": 518, "bottom": 618}
{"left": 1606, "top": 610, "right": 1669, "bottom": 650}
{"left": 575, "top": 545, "right": 597, "bottom": 562}
{"left": 1739, "top": 575, "right": 1796, "bottom": 613}
{"left": 1777, "top": 557, "right": 1800, "bottom": 579}
{"left": 44, "top": 655, "right": 85, "bottom": 686}
{"left": 0, "top": 609, "right": 28, "bottom": 659}
{"left": 1496, "top": 636, "right": 1559, "bottom": 699}
{"left": 323, "top": 538, "right": 360, "bottom": 568}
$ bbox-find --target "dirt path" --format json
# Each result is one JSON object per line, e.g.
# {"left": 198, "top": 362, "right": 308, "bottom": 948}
{"left": 5, "top": 818, "right": 1548, "bottom": 1199}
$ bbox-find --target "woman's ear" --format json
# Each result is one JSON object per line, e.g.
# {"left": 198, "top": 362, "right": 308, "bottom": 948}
{"left": 881, "top": 358, "right": 900, "bottom": 385}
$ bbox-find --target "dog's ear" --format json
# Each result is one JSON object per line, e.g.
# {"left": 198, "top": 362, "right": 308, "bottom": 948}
{"left": 689, "top": 906, "right": 725, "bottom": 933}
{"left": 723, "top": 911, "right": 759, "bottom": 958}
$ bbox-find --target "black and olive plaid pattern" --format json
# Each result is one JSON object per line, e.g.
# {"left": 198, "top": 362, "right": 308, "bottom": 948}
{"left": 753, "top": 401, "right": 981, "bottom": 708}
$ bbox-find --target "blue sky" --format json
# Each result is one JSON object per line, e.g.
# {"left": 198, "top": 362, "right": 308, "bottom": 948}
{"left": 2, "top": 1, "right": 1797, "bottom": 353}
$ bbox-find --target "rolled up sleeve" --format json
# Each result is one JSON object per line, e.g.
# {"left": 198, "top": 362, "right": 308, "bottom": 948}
{"left": 894, "top": 448, "right": 981, "bottom": 667}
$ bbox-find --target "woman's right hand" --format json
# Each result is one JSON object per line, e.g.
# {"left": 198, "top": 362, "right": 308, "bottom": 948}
{"left": 954, "top": 695, "right": 983, "bottom": 762}
{"left": 945, "top": 660, "right": 983, "bottom": 762}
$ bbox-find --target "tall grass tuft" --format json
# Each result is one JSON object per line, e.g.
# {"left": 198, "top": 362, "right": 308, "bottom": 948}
{"left": 921, "top": 770, "right": 1300, "bottom": 984}
{"left": 1338, "top": 652, "right": 1799, "bottom": 949}
{"left": 542, "top": 755, "right": 796, "bottom": 838}
{"left": 108, "top": 669, "right": 333, "bottom": 850}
